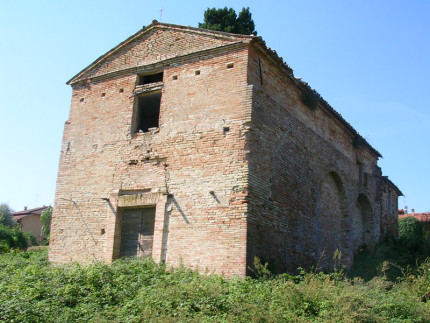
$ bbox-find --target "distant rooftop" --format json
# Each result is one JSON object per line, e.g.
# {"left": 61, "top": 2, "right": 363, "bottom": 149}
{"left": 13, "top": 206, "right": 49, "bottom": 221}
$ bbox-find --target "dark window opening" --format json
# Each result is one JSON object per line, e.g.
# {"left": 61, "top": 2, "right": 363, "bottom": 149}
{"left": 358, "top": 163, "right": 364, "bottom": 186}
{"left": 363, "top": 172, "right": 368, "bottom": 187}
{"left": 258, "top": 57, "right": 263, "bottom": 85}
{"left": 136, "top": 92, "right": 161, "bottom": 132}
{"left": 138, "top": 72, "right": 163, "bottom": 85}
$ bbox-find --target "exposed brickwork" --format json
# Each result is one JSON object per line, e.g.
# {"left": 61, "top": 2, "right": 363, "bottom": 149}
{"left": 49, "top": 22, "right": 400, "bottom": 277}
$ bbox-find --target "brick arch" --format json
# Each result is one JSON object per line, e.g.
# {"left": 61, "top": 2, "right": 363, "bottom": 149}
{"left": 353, "top": 194, "right": 374, "bottom": 251}
{"left": 315, "top": 171, "right": 350, "bottom": 268}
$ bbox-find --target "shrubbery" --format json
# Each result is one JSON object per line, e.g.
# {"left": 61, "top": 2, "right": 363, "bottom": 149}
{"left": 40, "top": 206, "right": 52, "bottom": 245}
{"left": 1, "top": 247, "right": 430, "bottom": 322}
{"left": 399, "top": 216, "right": 425, "bottom": 243}
{"left": 0, "top": 203, "right": 14, "bottom": 228}
{"left": 1, "top": 217, "right": 430, "bottom": 321}
{"left": 350, "top": 216, "right": 430, "bottom": 281}
{"left": 0, "top": 225, "right": 36, "bottom": 253}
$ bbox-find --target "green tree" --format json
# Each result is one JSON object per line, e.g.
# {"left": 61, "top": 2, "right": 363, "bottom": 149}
{"left": 399, "top": 216, "right": 424, "bottom": 244}
{"left": 40, "top": 207, "right": 52, "bottom": 245}
{"left": 199, "top": 7, "right": 257, "bottom": 35}
{"left": 0, "top": 203, "right": 14, "bottom": 228}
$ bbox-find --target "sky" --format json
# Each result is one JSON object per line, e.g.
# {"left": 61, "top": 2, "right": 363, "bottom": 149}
{"left": 0, "top": 1, "right": 429, "bottom": 212}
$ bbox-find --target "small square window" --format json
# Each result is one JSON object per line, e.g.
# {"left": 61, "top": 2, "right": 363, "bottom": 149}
{"left": 138, "top": 72, "right": 163, "bottom": 85}
{"left": 195, "top": 70, "right": 200, "bottom": 75}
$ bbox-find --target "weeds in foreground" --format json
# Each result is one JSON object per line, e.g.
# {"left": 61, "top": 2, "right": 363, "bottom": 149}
{"left": 1, "top": 247, "right": 430, "bottom": 322}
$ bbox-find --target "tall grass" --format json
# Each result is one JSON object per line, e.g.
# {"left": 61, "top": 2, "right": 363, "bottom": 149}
{"left": 1, "top": 247, "right": 430, "bottom": 322}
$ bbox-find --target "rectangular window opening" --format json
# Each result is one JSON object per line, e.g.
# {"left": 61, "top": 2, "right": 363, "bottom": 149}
{"left": 135, "top": 92, "right": 161, "bottom": 132}
{"left": 138, "top": 72, "right": 164, "bottom": 85}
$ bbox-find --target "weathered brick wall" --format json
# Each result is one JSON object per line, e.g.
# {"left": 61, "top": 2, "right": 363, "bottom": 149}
{"left": 245, "top": 46, "right": 384, "bottom": 273}
{"left": 50, "top": 24, "right": 398, "bottom": 277}
{"left": 380, "top": 184, "right": 400, "bottom": 238}
{"left": 78, "top": 26, "right": 246, "bottom": 82}
{"left": 50, "top": 28, "right": 252, "bottom": 277}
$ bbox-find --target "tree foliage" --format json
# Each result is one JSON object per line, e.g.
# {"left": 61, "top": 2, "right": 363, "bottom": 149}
{"left": 40, "top": 207, "right": 52, "bottom": 245}
{"left": 199, "top": 7, "right": 257, "bottom": 35}
{"left": 0, "top": 203, "right": 14, "bottom": 228}
{"left": 399, "top": 216, "right": 424, "bottom": 244}
{"left": 0, "top": 225, "right": 31, "bottom": 253}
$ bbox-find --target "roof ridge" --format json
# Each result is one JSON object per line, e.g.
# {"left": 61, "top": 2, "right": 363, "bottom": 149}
{"left": 13, "top": 205, "right": 49, "bottom": 215}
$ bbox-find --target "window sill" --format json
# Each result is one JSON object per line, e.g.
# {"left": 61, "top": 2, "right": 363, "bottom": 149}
{"left": 132, "top": 127, "right": 160, "bottom": 136}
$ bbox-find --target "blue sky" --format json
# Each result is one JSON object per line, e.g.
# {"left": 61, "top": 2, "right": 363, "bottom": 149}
{"left": 0, "top": 1, "right": 429, "bottom": 212}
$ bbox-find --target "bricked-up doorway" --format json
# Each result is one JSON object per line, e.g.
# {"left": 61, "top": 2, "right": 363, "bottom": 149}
{"left": 119, "top": 207, "right": 156, "bottom": 258}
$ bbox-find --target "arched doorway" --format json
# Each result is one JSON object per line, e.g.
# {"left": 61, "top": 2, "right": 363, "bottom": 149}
{"left": 353, "top": 194, "right": 374, "bottom": 251}
{"left": 317, "top": 171, "right": 350, "bottom": 268}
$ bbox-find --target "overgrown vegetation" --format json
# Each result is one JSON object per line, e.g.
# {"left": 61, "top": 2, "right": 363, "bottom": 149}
{"left": 349, "top": 216, "right": 430, "bottom": 281}
{"left": 300, "top": 88, "right": 321, "bottom": 110}
{"left": 40, "top": 206, "right": 52, "bottom": 245}
{"left": 199, "top": 7, "right": 257, "bottom": 35}
{"left": 0, "top": 202, "right": 37, "bottom": 253}
{"left": 0, "top": 225, "right": 36, "bottom": 253}
{"left": 1, "top": 240, "right": 430, "bottom": 322}
{"left": 0, "top": 203, "right": 14, "bottom": 227}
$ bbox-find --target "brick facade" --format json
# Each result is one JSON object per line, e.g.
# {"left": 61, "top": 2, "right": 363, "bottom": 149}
{"left": 49, "top": 22, "right": 401, "bottom": 276}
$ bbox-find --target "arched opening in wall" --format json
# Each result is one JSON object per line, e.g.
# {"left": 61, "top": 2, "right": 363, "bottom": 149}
{"left": 353, "top": 194, "right": 374, "bottom": 251}
{"left": 317, "top": 171, "right": 350, "bottom": 268}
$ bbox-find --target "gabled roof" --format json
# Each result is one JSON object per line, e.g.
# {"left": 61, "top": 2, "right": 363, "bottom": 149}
{"left": 13, "top": 206, "right": 49, "bottom": 220}
{"left": 67, "top": 20, "right": 381, "bottom": 158}
{"left": 67, "top": 20, "right": 253, "bottom": 85}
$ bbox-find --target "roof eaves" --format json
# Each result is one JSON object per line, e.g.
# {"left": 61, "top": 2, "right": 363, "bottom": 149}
{"left": 67, "top": 25, "right": 151, "bottom": 85}
{"left": 383, "top": 176, "right": 403, "bottom": 196}
{"left": 249, "top": 37, "right": 382, "bottom": 159}
{"left": 13, "top": 206, "right": 49, "bottom": 216}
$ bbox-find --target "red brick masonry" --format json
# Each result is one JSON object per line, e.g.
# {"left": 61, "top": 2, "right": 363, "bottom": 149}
{"left": 49, "top": 22, "right": 401, "bottom": 276}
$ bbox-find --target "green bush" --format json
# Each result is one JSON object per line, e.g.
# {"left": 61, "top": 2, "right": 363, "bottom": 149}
{"left": 350, "top": 217, "right": 430, "bottom": 281}
{"left": 1, "top": 249, "right": 430, "bottom": 322}
{"left": 399, "top": 216, "right": 424, "bottom": 243}
{"left": 0, "top": 203, "right": 14, "bottom": 228}
{"left": 0, "top": 225, "right": 35, "bottom": 253}
{"left": 40, "top": 207, "right": 52, "bottom": 245}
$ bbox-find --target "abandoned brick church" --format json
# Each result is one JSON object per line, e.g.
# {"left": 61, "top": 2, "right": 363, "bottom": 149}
{"left": 49, "top": 21, "right": 402, "bottom": 276}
